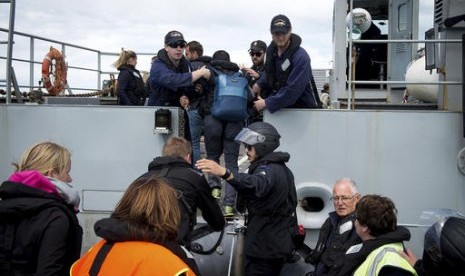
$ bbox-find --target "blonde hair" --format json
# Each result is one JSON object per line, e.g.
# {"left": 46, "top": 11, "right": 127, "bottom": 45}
{"left": 162, "top": 136, "right": 191, "bottom": 158}
{"left": 112, "top": 175, "right": 180, "bottom": 242}
{"left": 13, "top": 141, "right": 71, "bottom": 176}
{"left": 112, "top": 48, "right": 137, "bottom": 68}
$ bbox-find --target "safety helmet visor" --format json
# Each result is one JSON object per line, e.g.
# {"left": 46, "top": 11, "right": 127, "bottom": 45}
{"left": 234, "top": 128, "right": 266, "bottom": 145}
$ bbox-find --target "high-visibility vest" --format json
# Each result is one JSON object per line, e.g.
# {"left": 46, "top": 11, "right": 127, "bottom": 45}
{"left": 70, "top": 240, "right": 196, "bottom": 276}
{"left": 354, "top": 242, "right": 417, "bottom": 276}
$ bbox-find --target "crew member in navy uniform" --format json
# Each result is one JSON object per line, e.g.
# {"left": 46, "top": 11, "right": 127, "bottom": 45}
{"left": 253, "top": 14, "right": 320, "bottom": 113}
{"left": 196, "top": 122, "right": 297, "bottom": 275}
{"left": 242, "top": 40, "right": 267, "bottom": 124}
{"left": 148, "top": 30, "right": 210, "bottom": 140}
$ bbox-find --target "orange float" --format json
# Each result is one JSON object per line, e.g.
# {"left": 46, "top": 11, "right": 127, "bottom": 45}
{"left": 41, "top": 46, "right": 67, "bottom": 96}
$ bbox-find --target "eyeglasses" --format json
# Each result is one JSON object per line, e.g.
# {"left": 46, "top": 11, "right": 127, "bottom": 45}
{"left": 169, "top": 42, "right": 186, "bottom": 49}
{"left": 249, "top": 51, "right": 263, "bottom": 58}
{"left": 244, "top": 144, "right": 253, "bottom": 151}
{"left": 331, "top": 194, "right": 358, "bottom": 203}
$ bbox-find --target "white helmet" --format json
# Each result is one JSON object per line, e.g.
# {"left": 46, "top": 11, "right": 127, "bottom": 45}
{"left": 346, "top": 8, "right": 372, "bottom": 34}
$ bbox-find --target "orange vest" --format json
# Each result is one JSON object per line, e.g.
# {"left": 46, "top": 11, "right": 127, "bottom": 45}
{"left": 70, "top": 240, "right": 196, "bottom": 276}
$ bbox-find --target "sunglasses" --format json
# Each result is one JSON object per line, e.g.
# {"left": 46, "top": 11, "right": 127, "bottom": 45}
{"left": 249, "top": 51, "right": 263, "bottom": 58}
{"left": 245, "top": 144, "right": 253, "bottom": 151}
{"left": 169, "top": 42, "right": 186, "bottom": 49}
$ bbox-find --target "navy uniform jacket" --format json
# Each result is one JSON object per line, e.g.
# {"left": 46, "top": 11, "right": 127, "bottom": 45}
{"left": 257, "top": 33, "right": 318, "bottom": 113}
{"left": 228, "top": 151, "right": 296, "bottom": 259}
{"left": 148, "top": 49, "right": 193, "bottom": 107}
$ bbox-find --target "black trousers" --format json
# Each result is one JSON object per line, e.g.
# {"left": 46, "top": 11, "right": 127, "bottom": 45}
{"left": 245, "top": 256, "right": 285, "bottom": 276}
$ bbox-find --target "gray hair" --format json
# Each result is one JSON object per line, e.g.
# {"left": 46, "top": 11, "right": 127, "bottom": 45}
{"left": 334, "top": 177, "right": 359, "bottom": 195}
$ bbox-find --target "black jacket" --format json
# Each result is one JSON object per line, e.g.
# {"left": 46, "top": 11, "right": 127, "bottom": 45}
{"left": 307, "top": 211, "right": 361, "bottom": 275}
{"left": 229, "top": 151, "right": 296, "bottom": 259}
{"left": 116, "top": 64, "right": 147, "bottom": 105}
{"left": 190, "top": 56, "right": 212, "bottom": 109}
{"left": 0, "top": 181, "right": 82, "bottom": 276}
{"left": 334, "top": 226, "right": 413, "bottom": 276}
{"left": 145, "top": 156, "right": 225, "bottom": 245}
{"left": 246, "top": 63, "right": 265, "bottom": 88}
{"left": 93, "top": 217, "right": 200, "bottom": 275}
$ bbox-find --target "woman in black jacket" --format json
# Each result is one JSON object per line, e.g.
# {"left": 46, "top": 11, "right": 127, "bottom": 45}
{"left": 113, "top": 49, "right": 147, "bottom": 105}
{"left": 0, "top": 142, "right": 83, "bottom": 276}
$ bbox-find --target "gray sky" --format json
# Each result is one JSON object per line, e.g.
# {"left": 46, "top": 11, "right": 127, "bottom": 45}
{"left": 1, "top": 0, "right": 334, "bottom": 65}
{"left": 0, "top": 0, "right": 434, "bottom": 91}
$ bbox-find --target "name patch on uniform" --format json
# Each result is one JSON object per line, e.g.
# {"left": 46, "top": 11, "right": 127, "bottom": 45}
{"left": 281, "top": 59, "right": 290, "bottom": 71}
{"left": 346, "top": 243, "right": 363, "bottom": 254}
{"left": 339, "top": 220, "right": 353, "bottom": 234}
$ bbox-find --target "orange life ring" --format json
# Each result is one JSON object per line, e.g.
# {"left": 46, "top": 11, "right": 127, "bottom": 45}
{"left": 41, "top": 46, "right": 67, "bottom": 96}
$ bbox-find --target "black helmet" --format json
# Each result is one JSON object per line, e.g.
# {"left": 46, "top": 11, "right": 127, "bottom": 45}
{"left": 235, "top": 122, "right": 280, "bottom": 158}
{"left": 423, "top": 215, "right": 465, "bottom": 275}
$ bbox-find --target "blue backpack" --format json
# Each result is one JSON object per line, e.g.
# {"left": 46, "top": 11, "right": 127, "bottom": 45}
{"left": 210, "top": 67, "right": 248, "bottom": 122}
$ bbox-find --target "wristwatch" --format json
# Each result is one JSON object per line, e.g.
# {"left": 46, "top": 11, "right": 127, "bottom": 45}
{"left": 221, "top": 168, "right": 232, "bottom": 180}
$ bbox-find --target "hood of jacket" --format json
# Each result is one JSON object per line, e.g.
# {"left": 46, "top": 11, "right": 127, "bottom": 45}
{"left": 265, "top": 33, "right": 302, "bottom": 90}
{"left": 210, "top": 60, "right": 240, "bottom": 73}
{"left": 147, "top": 155, "right": 190, "bottom": 171}
{"left": 94, "top": 217, "right": 136, "bottom": 242}
{"left": 249, "top": 151, "right": 290, "bottom": 172}
{"left": 0, "top": 180, "right": 68, "bottom": 219}
{"left": 157, "top": 49, "right": 190, "bottom": 73}
{"left": 117, "top": 64, "right": 137, "bottom": 72}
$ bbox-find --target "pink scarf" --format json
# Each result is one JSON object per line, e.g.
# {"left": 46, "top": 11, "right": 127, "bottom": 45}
{"left": 8, "top": 170, "right": 60, "bottom": 196}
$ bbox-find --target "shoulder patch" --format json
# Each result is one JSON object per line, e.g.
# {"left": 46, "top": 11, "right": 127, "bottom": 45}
{"left": 346, "top": 243, "right": 363, "bottom": 255}
{"left": 256, "top": 165, "right": 271, "bottom": 176}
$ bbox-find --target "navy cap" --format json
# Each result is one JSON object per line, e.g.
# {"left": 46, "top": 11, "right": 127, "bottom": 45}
{"left": 165, "top": 30, "right": 186, "bottom": 45}
{"left": 270, "top": 14, "right": 292, "bottom": 34}
{"left": 249, "top": 40, "right": 267, "bottom": 53}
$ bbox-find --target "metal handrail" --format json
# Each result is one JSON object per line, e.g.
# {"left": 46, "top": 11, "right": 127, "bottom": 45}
{"left": 0, "top": 27, "right": 156, "bottom": 102}
{"left": 352, "top": 39, "right": 462, "bottom": 44}
{"left": 346, "top": 0, "right": 463, "bottom": 110}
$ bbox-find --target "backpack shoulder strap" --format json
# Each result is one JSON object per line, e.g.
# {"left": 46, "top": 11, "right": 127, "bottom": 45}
{"left": 89, "top": 242, "right": 114, "bottom": 276}
{"left": 152, "top": 167, "right": 195, "bottom": 224}
{"left": 209, "top": 67, "right": 220, "bottom": 76}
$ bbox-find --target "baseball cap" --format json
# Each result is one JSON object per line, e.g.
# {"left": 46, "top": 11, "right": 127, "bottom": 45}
{"left": 165, "top": 30, "right": 186, "bottom": 45}
{"left": 249, "top": 40, "right": 267, "bottom": 53}
{"left": 270, "top": 14, "right": 292, "bottom": 34}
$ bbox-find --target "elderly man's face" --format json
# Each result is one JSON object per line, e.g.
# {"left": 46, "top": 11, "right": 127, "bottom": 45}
{"left": 332, "top": 180, "right": 360, "bottom": 217}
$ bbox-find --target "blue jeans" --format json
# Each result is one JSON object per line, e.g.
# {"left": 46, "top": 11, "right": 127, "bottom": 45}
{"left": 187, "top": 108, "right": 203, "bottom": 165}
{"left": 203, "top": 114, "right": 243, "bottom": 207}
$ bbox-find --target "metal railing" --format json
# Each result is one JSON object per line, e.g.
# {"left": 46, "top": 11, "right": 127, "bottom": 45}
{"left": 345, "top": 0, "right": 463, "bottom": 110}
{"left": 0, "top": 27, "right": 155, "bottom": 103}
